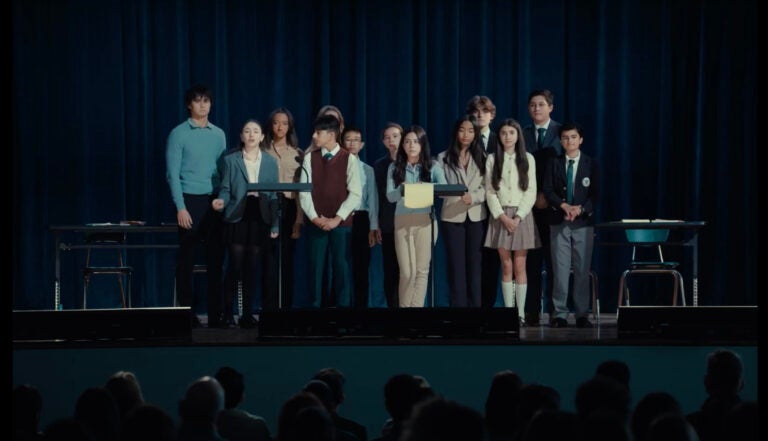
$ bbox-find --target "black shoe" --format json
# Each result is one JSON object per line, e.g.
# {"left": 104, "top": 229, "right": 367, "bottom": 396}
{"left": 221, "top": 314, "right": 236, "bottom": 328}
{"left": 525, "top": 313, "right": 540, "bottom": 326}
{"left": 550, "top": 318, "right": 568, "bottom": 328}
{"left": 191, "top": 315, "right": 202, "bottom": 328}
{"left": 519, "top": 318, "right": 527, "bottom": 328}
{"left": 576, "top": 317, "right": 594, "bottom": 328}
{"left": 238, "top": 314, "right": 258, "bottom": 329}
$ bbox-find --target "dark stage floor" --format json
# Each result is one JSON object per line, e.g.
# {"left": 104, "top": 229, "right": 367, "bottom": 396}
{"left": 13, "top": 307, "right": 757, "bottom": 348}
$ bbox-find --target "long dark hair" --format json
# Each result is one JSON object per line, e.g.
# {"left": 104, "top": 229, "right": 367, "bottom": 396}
{"left": 392, "top": 125, "right": 432, "bottom": 186}
{"left": 264, "top": 107, "right": 300, "bottom": 150}
{"left": 491, "top": 118, "right": 529, "bottom": 191}
{"left": 442, "top": 115, "right": 485, "bottom": 175}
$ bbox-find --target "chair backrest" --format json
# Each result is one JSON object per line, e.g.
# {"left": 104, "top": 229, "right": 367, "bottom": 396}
{"left": 625, "top": 229, "right": 669, "bottom": 243}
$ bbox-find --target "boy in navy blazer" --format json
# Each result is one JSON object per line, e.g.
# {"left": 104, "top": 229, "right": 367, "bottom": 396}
{"left": 543, "top": 122, "right": 599, "bottom": 328}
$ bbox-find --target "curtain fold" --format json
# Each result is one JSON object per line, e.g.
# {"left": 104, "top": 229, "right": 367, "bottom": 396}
{"left": 13, "top": 0, "right": 757, "bottom": 310}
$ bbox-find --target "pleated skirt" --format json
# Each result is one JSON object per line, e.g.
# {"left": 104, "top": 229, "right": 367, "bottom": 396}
{"left": 484, "top": 206, "right": 541, "bottom": 250}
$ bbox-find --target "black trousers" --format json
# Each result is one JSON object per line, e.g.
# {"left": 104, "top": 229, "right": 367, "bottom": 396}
{"left": 175, "top": 194, "right": 225, "bottom": 320}
{"left": 381, "top": 231, "right": 399, "bottom": 308}
{"left": 351, "top": 211, "right": 371, "bottom": 308}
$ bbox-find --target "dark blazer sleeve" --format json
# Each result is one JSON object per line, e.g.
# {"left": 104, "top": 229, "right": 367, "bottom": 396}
{"left": 543, "top": 156, "right": 564, "bottom": 224}
{"left": 575, "top": 155, "right": 598, "bottom": 223}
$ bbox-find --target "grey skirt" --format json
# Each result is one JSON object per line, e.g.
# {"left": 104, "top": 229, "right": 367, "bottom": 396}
{"left": 484, "top": 206, "right": 541, "bottom": 250}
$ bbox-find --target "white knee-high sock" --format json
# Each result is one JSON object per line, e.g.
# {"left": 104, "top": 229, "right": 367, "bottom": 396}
{"left": 501, "top": 281, "right": 515, "bottom": 308}
{"left": 515, "top": 283, "right": 527, "bottom": 319}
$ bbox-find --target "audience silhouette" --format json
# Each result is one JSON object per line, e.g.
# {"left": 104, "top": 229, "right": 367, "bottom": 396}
{"left": 313, "top": 367, "right": 368, "bottom": 441}
{"left": 13, "top": 384, "right": 44, "bottom": 441}
{"left": 121, "top": 404, "right": 177, "bottom": 441}
{"left": 177, "top": 376, "right": 226, "bottom": 441}
{"left": 484, "top": 370, "right": 523, "bottom": 441}
{"left": 13, "top": 351, "right": 757, "bottom": 441}
{"left": 686, "top": 348, "right": 746, "bottom": 441}
{"left": 214, "top": 366, "right": 271, "bottom": 441}
{"left": 401, "top": 396, "right": 485, "bottom": 441}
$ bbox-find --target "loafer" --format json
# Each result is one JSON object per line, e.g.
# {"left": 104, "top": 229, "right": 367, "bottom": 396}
{"left": 221, "top": 314, "right": 236, "bottom": 328}
{"left": 576, "top": 317, "right": 594, "bottom": 328}
{"left": 550, "top": 318, "right": 568, "bottom": 328}
{"left": 239, "top": 314, "right": 258, "bottom": 329}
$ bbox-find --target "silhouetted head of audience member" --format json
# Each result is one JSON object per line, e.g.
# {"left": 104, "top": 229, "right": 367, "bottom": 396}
{"left": 484, "top": 370, "right": 523, "bottom": 439}
{"left": 515, "top": 383, "right": 561, "bottom": 435}
{"left": 576, "top": 409, "right": 632, "bottom": 441}
{"left": 704, "top": 349, "right": 744, "bottom": 399}
{"left": 293, "top": 406, "right": 335, "bottom": 441}
{"left": 520, "top": 409, "right": 578, "bottom": 441}
{"left": 401, "top": 396, "right": 485, "bottom": 441}
{"left": 178, "top": 376, "right": 225, "bottom": 425}
{"left": 574, "top": 375, "right": 631, "bottom": 422}
{"left": 73, "top": 387, "right": 120, "bottom": 441}
{"left": 647, "top": 412, "right": 700, "bottom": 441}
{"left": 43, "top": 418, "right": 92, "bottom": 441}
{"left": 313, "top": 367, "right": 346, "bottom": 412}
{"left": 303, "top": 379, "right": 335, "bottom": 413}
{"left": 13, "top": 384, "right": 43, "bottom": 439}
{"left": 595, "top": 360, "right": 631, "bottom": 389}
{"left": 724, "top": 400, "right": 758, "bottom": 441}
{"left": 104, "top": 371, "right": 144, "bottom": 421}
{"left": 214, "top": 366, "right": 245, "bottom": 410}
{"left": 383, "top": 374, "right": 435, "bottom": 422}
{"left": 276, "top": 391, "right": 327, "bottom": 441}
{"left": 120, "top": 404, "right": 177, "bottom": 441}
{"left": 631, "top": 392, "right": 682, "bottom": 441}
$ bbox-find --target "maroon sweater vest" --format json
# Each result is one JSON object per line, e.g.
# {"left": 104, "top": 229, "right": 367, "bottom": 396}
{"left": 311, "top": 149, "right": 353, "bottom": 227}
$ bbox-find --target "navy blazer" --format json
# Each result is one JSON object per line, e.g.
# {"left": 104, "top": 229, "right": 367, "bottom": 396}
{"left": 542, "top": 152, "right": 599, "bottom": 227}
{"left": 217, "top": 148, "right": 280, "bottom": 232}
{"left": 523, "top": 120, "right": 563, "bottom": 189}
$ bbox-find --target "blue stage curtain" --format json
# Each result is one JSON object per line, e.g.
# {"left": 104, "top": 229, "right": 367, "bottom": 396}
{"left": 13, "top": 0, "right": 757, "bottom": 310}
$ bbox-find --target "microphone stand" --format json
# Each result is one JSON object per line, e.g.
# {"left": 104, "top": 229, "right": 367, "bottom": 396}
{"left": 247, "top": 182, "right": 311, "bottom": 309}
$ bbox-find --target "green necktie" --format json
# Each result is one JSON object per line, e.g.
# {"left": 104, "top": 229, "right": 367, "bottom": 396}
{"left": 537, "top": 127, "right": 546, "bottom": 149}
{"left": 323, "top": 152, "right": 332, "bottom": 161}
{"left": 566, "top": 159, "right": 575, "bottom": 204}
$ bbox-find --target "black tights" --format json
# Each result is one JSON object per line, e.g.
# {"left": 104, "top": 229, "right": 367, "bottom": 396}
{"left": 224, "top": 243, "right": 262, "bottom": 317}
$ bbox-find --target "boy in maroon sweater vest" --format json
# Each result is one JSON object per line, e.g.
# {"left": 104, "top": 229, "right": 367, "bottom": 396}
{"left": 299, "top": 115, "right": 362, "bottom": 307}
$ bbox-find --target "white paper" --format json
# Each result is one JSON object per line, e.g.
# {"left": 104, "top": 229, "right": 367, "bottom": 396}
{"left": 404, "top": 183, "right": 434, "bottom": 209}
